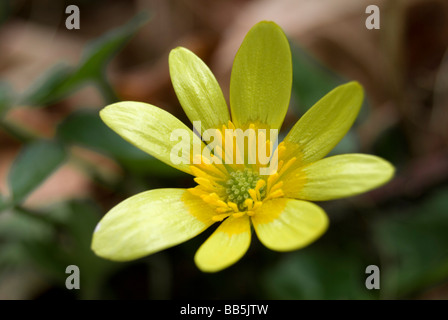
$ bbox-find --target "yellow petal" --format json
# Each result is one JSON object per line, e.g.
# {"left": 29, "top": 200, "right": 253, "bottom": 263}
{"left": 252, "top": 198, "right": 328, "bottom": 251}
{"left": 283, "top": 154, "right": 395, "bottom": 201}
{"left": 194, "top": 216, "right": 251, "bottom": 272}
{"left": 92, "top": 189, "right": 215, "bottom": 261}
{"left": 100, "top": 101, "right": 204, "bottom": 174}
{"left": 169, "top": 47, "right": 230, "bottom": 132}
{"left": 283, "top": 81, "right": 364, "bottom": 165}
{"left": 230, "top": 21, "right": 292, "bottom": 130}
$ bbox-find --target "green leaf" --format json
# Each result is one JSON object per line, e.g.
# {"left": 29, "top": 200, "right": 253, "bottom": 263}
{"left": 57, "top": 109, "right": 178, "bottom": 175}
{"left": 19, "top": 64, "right": 74, "bottom": 107}
{"left": 0, "top": 243, "right": 28, "bottom": 270}
{"left": 0, "top": 194, "right": 9, "bottom": 211}
{"left": 0, "top": 207, "right": 54, "bottom": 271}
{"left": 263, "top": 247, "right": 376, "bottom": 299}
{"left": 20, "top": 12, "right": 149, "bottom": 106}
{"left": 57, "top": 110, "right": 146, "bottom": 159}
{"left": 8, "top": 140, "right": 66, "bottom": 204}
{"left": 78, "top": 11, "right": 149, "bottom": 80}
{"left": 23, "top": 200, "right": 119, "bottom": 298}
{"left": 0, "top": 0, "right": 10, "bottom": 25}
{"left": 0, "top": 200, "right": 118, "bottom": 298}
{"left": 0, "top": 209, "right": 53, "bottom": 242}
{"left": 372, "top": 187, "right": 448, "bottom": 298}
{"left": 290, "top": 44, "right": 344, "bottom": 115}
{"left": 0, "top": 81, "right": 14, "bottom": 117}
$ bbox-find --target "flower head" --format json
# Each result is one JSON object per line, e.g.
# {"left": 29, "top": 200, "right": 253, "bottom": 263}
{"left": 91, "top": 21, "right": 394, "bottom": 272}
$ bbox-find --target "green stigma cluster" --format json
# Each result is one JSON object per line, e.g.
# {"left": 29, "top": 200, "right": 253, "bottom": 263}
{"left": 226, "top": 168, "right": 265, "bottom": 211}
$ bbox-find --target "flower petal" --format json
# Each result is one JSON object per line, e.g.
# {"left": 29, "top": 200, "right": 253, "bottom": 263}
{"left": 100, "top": 101, "right": 204, "bottom": 174}
{"left": 283, "top": 154, "right": 395, "bottom": 201}
{"left": 230, "top": 21, "right": 292, "bottom": 130}
{"left": 252, "top": 198, "right": 328, "bottom": 251}
{"left": 92, "top": 189, "right": 215, "bottom": 261}
{"left": 169, "top": 47, "right": 230, "bottom": 132}
{"left": 194, "top": 215, "right": 251, "bottom": 272}
{"left": 283, "top": 81, "right": 364, "bottom": 165}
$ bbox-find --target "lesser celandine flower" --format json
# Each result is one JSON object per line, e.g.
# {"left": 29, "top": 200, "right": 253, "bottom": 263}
{"left": 91, "top": 21, "right": 394, "bottom": 272}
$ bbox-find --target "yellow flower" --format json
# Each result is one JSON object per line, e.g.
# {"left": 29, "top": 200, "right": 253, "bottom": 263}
{"left": 91, "top": 21, "right": 394, "bottom": 272}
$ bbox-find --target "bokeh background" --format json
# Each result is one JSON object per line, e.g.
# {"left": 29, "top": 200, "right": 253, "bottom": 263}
{"left": 0, "top": 0, "right": 447, "bottom": 299}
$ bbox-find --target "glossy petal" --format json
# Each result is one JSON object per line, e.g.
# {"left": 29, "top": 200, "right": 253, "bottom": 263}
{"left": 169, "top": 47, "right": 230, "bottom": 132}
{"left": 100, "top": 101, "right": 204, "bottom": 174}
{"left": 283, "top": 81, "right": 364, "bottom": 165}
{"left": 252, "top": 198, "right": 328, "bottom": 251}
{"left": 195, "top": 215, "right": 251, "bottom": 272}
{"left": 283, "top": 154, "right": 395, "bottom": 201}
{"left": 230, "top": 21, "right": 292, "bottom": 130}
{"left": 92, "top": 189, "right": 215, "bottom": 261}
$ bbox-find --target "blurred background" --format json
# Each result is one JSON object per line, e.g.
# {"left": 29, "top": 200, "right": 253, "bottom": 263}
{"left": 0, "top": 0, "right": 447, "bottom": 299}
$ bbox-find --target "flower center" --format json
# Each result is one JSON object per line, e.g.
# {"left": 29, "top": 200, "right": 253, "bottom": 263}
{"left": 188, "top": 121, "right": 296, "bottom": 222}
{"left": 226, "top": 169, "right": 266, "bottom": 211}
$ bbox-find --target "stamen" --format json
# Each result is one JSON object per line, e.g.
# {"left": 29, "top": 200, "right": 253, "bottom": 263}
{"left": 252, "top": 201, "right": 262, "bottom": 211}
{"left": 188, "top": 122, "right": 291, "bottom": 221}
{"left": 202, "top": 193, "right": 228, "bottom": 208}
{"left": 265, "top": 189, "right": 284, "bottom": 200}
{"left": 212, "top": 214, "right": 230, "bottom": 222}
{"left": 255, "top": 179, "right": 266, "bottom": 191}
{"left": 270, "top": 181, "right": 284, "bottom": 193}
{"left": 278, "top": 157, "right": 297, "bottom": 177}
{"left": 244, "top": 198, "right": 254, "bottom": 210}
{"left": 194, "top": 177, "right": 217, "bottom": 190}
{"left": 248, "top": 189, "right": 258, "bottom": 202}
{"left": 188, "top": 187, "right": 208, "bottom": 197}
{"left": 276, "top": 142, "right": 286, "bottom": 159}
{"left": 277, "top": 160, "right": 284, "bottom": 171}
{"left": 216, "top": 207, "right": 232, "bottom": 213}
{"left": 227, "top": 201, "right": 239, "bottom": 212}
{"left": 191, "top": 166, "right": 226, "bottom": 182}
{"left": 232, "top": 211, "right": 245, "bottom": 218}
{"left": 266, "top": 172, "right": 279, "bottom": 192}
